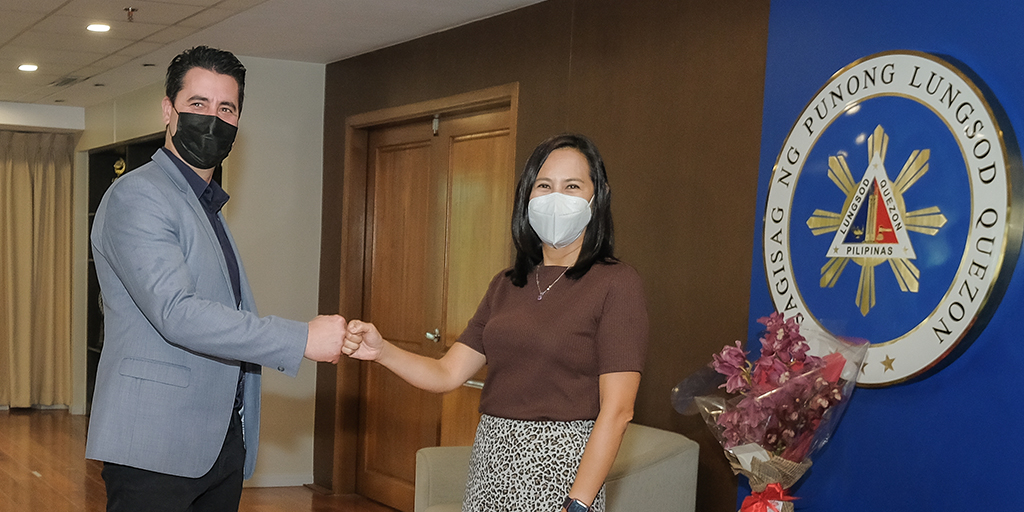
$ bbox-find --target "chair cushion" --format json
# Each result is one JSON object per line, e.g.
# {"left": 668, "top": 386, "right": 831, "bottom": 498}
{"left": 424, "top": 504, "right": 462, "bottom": 512}
{"left": 608, "top": 422, "right": 697, "bottom": 479}
{"left": 414, "top": 423, "right": 700, "bottom": 512}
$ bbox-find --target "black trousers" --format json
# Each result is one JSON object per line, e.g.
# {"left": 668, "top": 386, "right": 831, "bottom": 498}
{"left": 101, "top": 409, "right": 245, "bottom": 512}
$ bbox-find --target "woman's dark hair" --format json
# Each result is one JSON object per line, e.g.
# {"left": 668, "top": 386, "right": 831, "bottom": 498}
{"left": 506, "top": 133, "right": 616, "bottom": 286}
{"left": 165, "top": 46, "right": 246, "bottom": 112}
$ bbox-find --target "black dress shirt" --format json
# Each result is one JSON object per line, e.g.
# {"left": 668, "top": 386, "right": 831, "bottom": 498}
{"left": 161, "top": 147, "right": 241, "bottom": 307}
{"left": 161, "top": 147, "right": 245, "bottom": 410}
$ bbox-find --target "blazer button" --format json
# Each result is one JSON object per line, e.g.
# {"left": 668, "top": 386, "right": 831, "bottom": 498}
{"left": 277, "top": 366, "right": 285, "bottom": 372}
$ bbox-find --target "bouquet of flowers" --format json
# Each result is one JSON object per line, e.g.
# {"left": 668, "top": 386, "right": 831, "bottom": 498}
{"left": 694, "top": 312, "right": 867, "bottom": 512}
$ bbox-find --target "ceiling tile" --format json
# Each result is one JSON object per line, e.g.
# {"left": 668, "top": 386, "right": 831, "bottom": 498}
{"left": 215, "top": 0, "right": 273, "bottom": 11}
{"left": 1, "top": 45, "right": 106, "bottom": 66}
{"left": 144, "top": 25, "right": 201, "bottom": 45}
{"left": 0, "top": 11, "right": 47, "bottom": 46}
{"left": 4, "top": 0, "right": 69, "bottom": 14}
{"left": 56, "top": 0, "right": 205, "bottom": 26}
{"left": 176, "top": 8, "right": 236, "bottom": 29}
{"left": 32, "top": 15, "right": 167, "bottom": 40}
{"left": 0, "top": 70, "right": 64, "bottom": 88}
{"left": 115, "top": 41, "right": 167, "bottom": 58}
{"left": 10, "top": 28, "right": 135, "bottom": 55}
{"left": 162, "top": 0, "right": 224, "bottom": 7}
{"left": 87, "top": 53, "right": 135, "bottom": 71}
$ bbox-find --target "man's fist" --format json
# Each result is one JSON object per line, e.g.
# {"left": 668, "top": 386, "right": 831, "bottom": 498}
{"left": 304, "top": 315, "right": 347, "bottom": 364}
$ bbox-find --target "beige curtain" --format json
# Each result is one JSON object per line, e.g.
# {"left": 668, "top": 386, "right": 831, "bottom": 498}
{"left": 0, "top": 130, "right": 74, "bottom": 407}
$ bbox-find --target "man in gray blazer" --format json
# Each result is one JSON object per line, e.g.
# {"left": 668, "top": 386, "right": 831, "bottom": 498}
{"left": 86, "top": 46, "right": 345, "bottom": 511}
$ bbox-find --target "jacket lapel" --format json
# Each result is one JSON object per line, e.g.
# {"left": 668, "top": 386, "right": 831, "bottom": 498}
{"left": 152, "top": 149, "right": 239, "bottom": 307}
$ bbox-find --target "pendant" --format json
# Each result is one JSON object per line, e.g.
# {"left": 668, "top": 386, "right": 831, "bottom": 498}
{"left": 537, "top": 295, "right": 543, "bottom": 301}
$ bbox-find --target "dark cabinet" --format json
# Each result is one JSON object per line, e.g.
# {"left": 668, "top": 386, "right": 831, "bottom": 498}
{"left": 85, "top": 135, "right": 164, "bottom": 414}
{"left": 85, "top": 135, "right": 226, "bottom": 414}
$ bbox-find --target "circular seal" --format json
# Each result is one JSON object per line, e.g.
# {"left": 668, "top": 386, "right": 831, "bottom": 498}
{"left": 763, "top": 50, "right": 1022, "bottom": 386}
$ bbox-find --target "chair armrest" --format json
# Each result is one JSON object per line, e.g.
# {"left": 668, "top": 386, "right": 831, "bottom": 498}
{"left": 415, "top": 445, "right": 473, "bottom": 512}
{"left": 604, "top": 423, "right": 701, "bottom": 512}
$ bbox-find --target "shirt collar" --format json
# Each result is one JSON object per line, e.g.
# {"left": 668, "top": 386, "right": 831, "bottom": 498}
{"left": 161, "top": 147, "right": 230, "bottom": 214}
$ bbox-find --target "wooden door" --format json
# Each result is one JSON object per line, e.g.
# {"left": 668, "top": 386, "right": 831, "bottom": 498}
{"left": 356, "top": 108, "right": 514, "bottom": 512}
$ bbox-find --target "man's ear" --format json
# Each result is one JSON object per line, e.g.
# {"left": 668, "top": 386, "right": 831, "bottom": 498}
{"left": 161, "top": 96, "right": 174, "bottom": 127}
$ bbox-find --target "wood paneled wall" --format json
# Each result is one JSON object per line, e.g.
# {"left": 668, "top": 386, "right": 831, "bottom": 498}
{"left": 316, "top": 1, "right": 770, "bottom": 510}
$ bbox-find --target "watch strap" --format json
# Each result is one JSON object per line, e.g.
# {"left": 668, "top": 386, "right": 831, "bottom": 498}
{"left": 562, "top": 497, "right": 592, "bottom": 512}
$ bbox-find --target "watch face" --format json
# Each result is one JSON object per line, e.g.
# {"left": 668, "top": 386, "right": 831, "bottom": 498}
{"left": 564, "top": 498, "right": 590, "bottom": 512}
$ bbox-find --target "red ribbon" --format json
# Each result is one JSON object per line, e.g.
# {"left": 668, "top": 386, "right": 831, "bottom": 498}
{"left": 740, "top": 483, "right": 796, "bottom": 512}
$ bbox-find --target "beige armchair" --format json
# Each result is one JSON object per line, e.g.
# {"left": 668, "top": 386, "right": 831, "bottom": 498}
{"left": 414, "top": 423, "right": 699, "bottom": 512}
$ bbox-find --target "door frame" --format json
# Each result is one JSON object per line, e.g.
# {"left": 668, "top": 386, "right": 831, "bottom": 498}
{"left": 315, "top": 83, "right": 519, "bottom": 494}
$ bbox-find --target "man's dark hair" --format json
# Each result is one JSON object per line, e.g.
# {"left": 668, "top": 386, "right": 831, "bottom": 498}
{"left": 506, "top": 133, "right": 616, "bottom": 287}
{"left": 165, "top": 46, "right": 246, "bottom": 112}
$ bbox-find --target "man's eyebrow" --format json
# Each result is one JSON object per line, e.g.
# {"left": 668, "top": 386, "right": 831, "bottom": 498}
{"left": 184, "top": 95, "right": 237, "bottom": 111}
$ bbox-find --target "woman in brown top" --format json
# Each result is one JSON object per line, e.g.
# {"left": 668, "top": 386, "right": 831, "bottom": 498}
{"left": 345, "top": 133, "right": 649, "bottom": 512}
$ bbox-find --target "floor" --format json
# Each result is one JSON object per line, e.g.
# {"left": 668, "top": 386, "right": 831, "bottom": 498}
{"left": 0, "top": 409, "right": 397, "bottom": 512}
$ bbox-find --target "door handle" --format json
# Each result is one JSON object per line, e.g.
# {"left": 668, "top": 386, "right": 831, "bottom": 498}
{"left": 425, "top": 328, "right": 441, "bottom": 343}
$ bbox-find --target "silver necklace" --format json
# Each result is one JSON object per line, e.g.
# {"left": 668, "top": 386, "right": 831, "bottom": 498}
{"left": 535, "top": 266, "right": 570, "bottom": 300}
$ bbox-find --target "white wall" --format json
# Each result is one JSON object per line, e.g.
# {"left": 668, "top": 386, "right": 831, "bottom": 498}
{"left": 0, "top": 101, "right": 84, "bottom": 131}
{"left": 223, "top": 56, "right": 326, "bottom": 487}
{"left": 76, "top": 56, "right": 326, "bottom": 487}
{"left": 76, "top": 81, "right": 165, "bottom": 151}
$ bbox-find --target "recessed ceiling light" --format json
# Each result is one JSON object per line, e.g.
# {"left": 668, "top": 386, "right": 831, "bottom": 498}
{"left": 87, "top": 24, "right": 110, "bottom": 32}
{"left": 19, "top": 64, "right": 38, "bottom": 72}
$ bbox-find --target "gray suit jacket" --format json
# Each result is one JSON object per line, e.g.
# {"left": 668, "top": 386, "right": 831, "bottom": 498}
{"left": 85, "top": 149, "right": 307, "bottom": 479}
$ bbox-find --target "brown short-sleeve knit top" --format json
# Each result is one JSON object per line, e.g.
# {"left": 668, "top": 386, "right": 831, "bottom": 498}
{"left": 457, "top": 261, "right": 649, "bottom": 421}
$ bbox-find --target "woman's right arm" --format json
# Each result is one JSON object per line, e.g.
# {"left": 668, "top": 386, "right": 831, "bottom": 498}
{"left": 345, "top": 319, "right": 486, "bottom": 393}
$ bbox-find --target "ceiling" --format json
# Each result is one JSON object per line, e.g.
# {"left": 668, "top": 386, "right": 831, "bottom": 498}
{"left": 0, "top": 0, "right": 543, "bottom": 108}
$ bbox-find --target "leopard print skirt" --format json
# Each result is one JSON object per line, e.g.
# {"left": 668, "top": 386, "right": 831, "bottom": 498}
{"left": 462, "top": 414, "right": 606, "bottom": 512}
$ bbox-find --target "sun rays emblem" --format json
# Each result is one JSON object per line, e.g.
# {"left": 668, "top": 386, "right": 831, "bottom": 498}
{"left": 805, "top": 125, "right": 947, "bottom": 316}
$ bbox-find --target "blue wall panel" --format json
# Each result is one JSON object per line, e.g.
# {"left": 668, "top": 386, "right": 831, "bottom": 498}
{"left": 749, "top": 1, "right": 1024, "bottom": 509}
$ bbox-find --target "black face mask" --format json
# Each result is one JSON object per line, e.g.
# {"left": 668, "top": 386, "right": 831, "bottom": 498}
{"left": 171, "top": 111, "right": 238, "bottom": 169}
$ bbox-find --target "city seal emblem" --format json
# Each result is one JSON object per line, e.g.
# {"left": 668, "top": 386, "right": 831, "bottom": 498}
{"left": 763, "top": 50, "right": 1022, "bottom": 386}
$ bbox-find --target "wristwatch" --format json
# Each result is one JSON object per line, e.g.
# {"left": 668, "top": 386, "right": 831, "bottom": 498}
{"left": 562, "top": 497, "right": 592, "bottom": 512}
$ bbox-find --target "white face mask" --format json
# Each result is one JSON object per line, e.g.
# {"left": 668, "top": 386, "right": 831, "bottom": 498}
{"left": 528, "top": 192, "right": 593, "bottom": 249}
